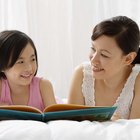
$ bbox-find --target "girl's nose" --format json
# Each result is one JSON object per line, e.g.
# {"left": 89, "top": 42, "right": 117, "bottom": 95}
{"left": 24, "top": 63, "right": 32, "bottom": 71}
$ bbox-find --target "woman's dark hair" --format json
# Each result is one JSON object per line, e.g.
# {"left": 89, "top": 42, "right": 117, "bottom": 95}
{"left": 91, "top": 16, "right": 140, "bottom": 64}
{"left": 0, "top": 30, "right": 38, "bottom": 79}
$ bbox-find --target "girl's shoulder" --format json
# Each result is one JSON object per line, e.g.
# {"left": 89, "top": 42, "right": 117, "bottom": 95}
{"left": 38, "top": 77, "right": 53, "bottom": 92}
{"left": 40, "top": 78, "right": 52, "bottom": 87}
{"left": 32, "top": 76, "right": 50, "bottom": 84}
{"left": 37, "top": 77, "right": 56, "bottom": 106}
{"left": 31, "top": 77, "right": 53, "bottom": 90}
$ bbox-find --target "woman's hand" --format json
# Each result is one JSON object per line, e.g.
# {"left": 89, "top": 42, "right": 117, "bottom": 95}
{"left": 111, "top": 113, "right": 121, "bottom": 121}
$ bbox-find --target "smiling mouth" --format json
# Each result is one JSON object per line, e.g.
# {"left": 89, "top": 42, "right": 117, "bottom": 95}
{"left": 21, "top": 74, "right": 33, "bottom": 78}
{"left": 92, "top": 66, "right": 104, "bottom": 72}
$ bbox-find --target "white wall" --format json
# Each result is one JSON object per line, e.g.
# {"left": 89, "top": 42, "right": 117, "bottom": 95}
{"left": 0, "top": 0, "right": 140, "bottom": 98}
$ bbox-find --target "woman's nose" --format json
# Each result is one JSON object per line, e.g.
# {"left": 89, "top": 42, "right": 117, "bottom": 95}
{"left": 90, "top": 52, "right": 99, "bottom": 63}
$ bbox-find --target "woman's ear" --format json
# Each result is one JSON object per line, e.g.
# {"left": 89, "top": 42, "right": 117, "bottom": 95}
{"left": 124, "top": 52, "right": 137, "bottom": 65}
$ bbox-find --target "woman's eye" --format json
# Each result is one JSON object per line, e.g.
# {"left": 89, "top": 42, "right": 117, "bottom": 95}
{"left": 91, "top": 47, "right": 96, "bottom": 53}
{"left": 101, "top": 53, "right": 109, "bottom": 58}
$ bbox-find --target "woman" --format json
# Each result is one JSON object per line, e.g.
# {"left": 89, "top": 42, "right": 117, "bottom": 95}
{"left": 68, "top": 16, "right": 140, "bottom": 119}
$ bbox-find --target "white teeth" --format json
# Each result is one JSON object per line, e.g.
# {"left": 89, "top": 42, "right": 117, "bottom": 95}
{"left": 94, "top": 68, "right": 101, "bottom": 70}
{"left": 21, "top": 74, "right": 31, "bottom": 77}
{"left": 93, "top": 68, "right": 101, "bottom": 71}
{"left": 92, "top": 66, "right": 103, "bottom": 71}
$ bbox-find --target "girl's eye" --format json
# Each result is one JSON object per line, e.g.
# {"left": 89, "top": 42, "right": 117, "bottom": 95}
{"left": 17, "top": 61, "right": 24, "bottom": 64}
{"left": 31, "top": 58, "right": 36, "bottom": 61}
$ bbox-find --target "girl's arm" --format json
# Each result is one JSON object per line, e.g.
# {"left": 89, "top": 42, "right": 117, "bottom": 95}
{"left": 40, "top": 79, "right": 57, "bottom": 107}
{"left": 68, "top": 64, "right": 85, "bottom": 105}
{"left": 129, "top": 72, "right": 140, "bottom": 119}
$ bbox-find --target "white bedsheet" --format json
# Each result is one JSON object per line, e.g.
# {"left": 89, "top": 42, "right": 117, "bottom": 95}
{"left": 0, "top": 120, "right": 51, "bottom": 140}
{"left": 0, "top": 119, "right": 140, "bottom": 140}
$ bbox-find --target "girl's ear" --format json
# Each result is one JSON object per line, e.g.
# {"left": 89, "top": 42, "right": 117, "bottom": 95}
{"left": 124, "top": 52, "right": 137, "bottom": 65}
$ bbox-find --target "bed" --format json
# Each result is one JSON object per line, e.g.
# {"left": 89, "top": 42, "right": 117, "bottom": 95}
{"left": 0, "top": 119, "right": 140, "bottom": 140}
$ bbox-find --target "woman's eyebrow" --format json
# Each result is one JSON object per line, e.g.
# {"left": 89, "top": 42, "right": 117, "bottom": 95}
{"left": 91, "top": 42, "right": 112, "bottom": 54}
{"left": 101, "top": 49, "right": 112, "bottom": 54}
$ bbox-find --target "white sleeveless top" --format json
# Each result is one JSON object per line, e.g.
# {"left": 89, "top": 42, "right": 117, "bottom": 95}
{"left": 82, "top": 61, "right": 140, "bottom": 119}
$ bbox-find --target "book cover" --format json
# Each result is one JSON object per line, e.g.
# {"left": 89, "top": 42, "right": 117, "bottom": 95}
{"left": 0, "top": 104, "right": 117, "bottom": 122}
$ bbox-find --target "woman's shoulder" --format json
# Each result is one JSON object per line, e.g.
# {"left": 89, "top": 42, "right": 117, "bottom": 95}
{"left": 72, "top": 63, "right": 86, "bottom": 78}
{"left": 133, "top": 64, "right": 140, "bottom": 72}
{"left": 70, "top": 61, "right": 92, "bottom": 85}
{"left": 74, "top": 61, "right": 91, "bottom": 72}
{"left": 134, "top": 68, "right": 140, "bottom": 95}
{"left": 131, "top": 64, "right": 140, "bottom": 82}
{"left": 74, "top": 64, "right": 83, "bottom": 73}
{"left": 72, "top": 61, "right": 92, "bottom": 78}
{"left": 82, "top": 61, "right": 91, "bottom": 68}
{"left": 135, "top": 72, "right": 140, "bottom": 86}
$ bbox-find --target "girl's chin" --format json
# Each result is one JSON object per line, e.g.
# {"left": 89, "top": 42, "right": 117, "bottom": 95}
{"left": 19, "top": 82, "right": 31, "bottom": 86}
{"left": 20, "top": 78, "right": 33, "bottom": 85}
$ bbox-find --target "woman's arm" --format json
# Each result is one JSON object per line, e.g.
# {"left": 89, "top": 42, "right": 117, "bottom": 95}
{"left": 129, "top": 72, "right": 140, "bottom": 119}
{"left": 68, "top": 64, "right": 85, "bottom": 105}
{"left": 40, "top": 78, "right": 57, "bottom": 107}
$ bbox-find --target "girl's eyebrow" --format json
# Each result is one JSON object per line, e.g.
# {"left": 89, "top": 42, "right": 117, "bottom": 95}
{"left": 18, "top": 54, "right": 35, "bottom": 59}
{"left": 30, "top": 54, "right": 36, "bottom": 57}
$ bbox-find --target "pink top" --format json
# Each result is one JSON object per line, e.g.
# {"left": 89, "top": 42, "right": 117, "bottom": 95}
{"left": 0, "top": 77, "right": 45, "bottom": 111}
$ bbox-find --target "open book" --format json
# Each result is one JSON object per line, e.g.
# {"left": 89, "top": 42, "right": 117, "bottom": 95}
{"left": 0, "top": 104, "right": 117, "bottom": 122}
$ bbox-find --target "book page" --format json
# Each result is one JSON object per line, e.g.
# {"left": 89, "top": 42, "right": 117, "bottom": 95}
{"left": 0, "top": 105, "right": 42, "bottom": 113}
{"left": 44, "top": 104, "right": 108, "bottom": 112}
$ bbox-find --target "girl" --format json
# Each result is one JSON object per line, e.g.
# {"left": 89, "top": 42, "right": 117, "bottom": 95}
{"left": 0, "top": 30, "right": 56, "bottom": 111}
{"left": 68, "top": 16, "right": 140, "bottom": 119}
